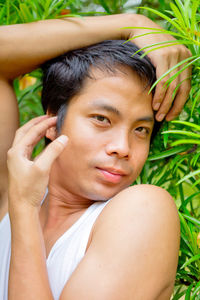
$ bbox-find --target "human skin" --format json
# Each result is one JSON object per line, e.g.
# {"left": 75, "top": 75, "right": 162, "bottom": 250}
{"left": 46, "top": 68, "right": 154, "bottom": 200}
{"left": 7, "top": 67, "right": 180, "bottom": 300}
{"left": 40, "top": 67, "right": 154, "bottom": 254}
{"left": 0, "top": 14, "right": 191, "bottom": 220}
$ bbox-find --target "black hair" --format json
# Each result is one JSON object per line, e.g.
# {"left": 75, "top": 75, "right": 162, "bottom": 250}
{"left": 42, "top": 40, "right": 161, "bottom": 142}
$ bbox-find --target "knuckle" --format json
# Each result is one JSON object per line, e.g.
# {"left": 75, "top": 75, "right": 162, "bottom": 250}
{"left": 179, "top": 82, "right": 191, "bottom": 94}
{"left": 171, "top": 101, "right": 184, "bottom": 112}
{"left": 169, "top": 82, "right": 177, "bottom": 91}
{"left": 32, "top": 164, "right": 47, "bottom": 176}
{"left": 15, "top": 128, "right": 21, "bottom": 136}
{"left": 7, "top": 148, "right": 15, "bottom": 158}
{"left": 186, "top": 48, "right": 192, "bottom": 57}
{"left": 160, "top": 102, "right": 172, "bottom": 114}
{"left": 159, "top": 107, "right": 169, "bottom": 115}
{"left": 159, "top": 49, "right": 168, "bottom": 59}
{"left": 170, "top": 47, "right": 179, "bottom": 57}
{"left": 182, "top": 47, "right": 192, "bottom": 58}
{"left": 32, "top": 126, "right": 41, "bottom": 136}
{"left": 161, "top": 109, "right": 169, "bottom": 115}
{"left": 160, "top": 77, "right": 168, "bottom": 87}
{"left": 185, "top": 85, "right": 191, "bottom": 95}
{"left": 54, "top": 140, "right": 65, "bottom": 152}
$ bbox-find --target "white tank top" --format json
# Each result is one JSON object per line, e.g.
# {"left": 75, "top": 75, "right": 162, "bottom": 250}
{"left": 0, "top": 200, "right": 110, "bottom": 300}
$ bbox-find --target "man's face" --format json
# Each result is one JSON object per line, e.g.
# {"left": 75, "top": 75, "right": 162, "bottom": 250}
{"left": 51, "top": 67, "right": 154, "bottom": 201}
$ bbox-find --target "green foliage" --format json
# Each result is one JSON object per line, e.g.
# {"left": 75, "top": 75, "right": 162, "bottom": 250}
{"left": 134, "top": 1, "right": 200, "bottom": 297}
{"left": 1, "top": 0, "right": 200, "bottom": 298}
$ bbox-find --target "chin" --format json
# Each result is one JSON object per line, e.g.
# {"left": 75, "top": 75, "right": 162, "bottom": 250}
{"left": 85, "top": 184, "right": 128, "bottom": 202}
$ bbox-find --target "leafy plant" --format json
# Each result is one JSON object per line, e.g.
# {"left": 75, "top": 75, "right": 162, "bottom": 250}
{"left": 133, "top": 1, "right": 200, "bottom": 297}
{"left": 1, "top": 0, "right": 200, "bottom": 298}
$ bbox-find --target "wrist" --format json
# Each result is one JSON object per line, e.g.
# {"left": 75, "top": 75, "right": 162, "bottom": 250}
{"left": 8, "top": 198, "right": 40, "bottom": 221}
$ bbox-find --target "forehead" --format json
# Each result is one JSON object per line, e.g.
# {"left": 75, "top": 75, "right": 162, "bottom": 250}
{"left": 70, "top": 66, "right": 154, "bottom": 119}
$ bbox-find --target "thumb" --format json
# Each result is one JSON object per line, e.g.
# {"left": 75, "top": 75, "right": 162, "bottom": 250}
{"left": 35, "top": 135, "right": 68, "bottom": 171}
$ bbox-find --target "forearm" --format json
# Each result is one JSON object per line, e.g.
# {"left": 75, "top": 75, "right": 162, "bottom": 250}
{"left": 0, "top": 13, "right": 145, "bottom": 80}
{"left": 7, "top": 117, "right": 68, "bottom": 300}
{"left": 0, "top": 79, "right": 19, "bottom": 219}
{"left": 9, "top": 206, "right": 53, "bottom": 300}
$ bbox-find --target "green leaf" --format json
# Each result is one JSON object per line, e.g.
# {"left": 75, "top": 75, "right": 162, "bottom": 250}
{"left": 172, "top": 76, "right": 193, "bottom": 101}
{"left": 192, "top": 177, "right": 200, "bottom": 188}
{"left": 164, "top": 57, "right": 200, "bottom": 89}
{"left": 182, "top": 213, "right": 200, "bottom": 227}
{"left": 97, "top": 0, "right": 111, "bottom": 14}
{"left": 149, "top": 56, "right": 198, "bottom": 93}
{"left": 0, "top": 5, "right": 5, "bottom": 24}
{"left": 19, "top": 3, "right": 34, "bottom": 23}
{"left": 191, "top": 280, "right": 200, "bottom": 299}
{"left": 138, "top": 43, "right": 189, "bottom": 60}
{"left": 191, "top": 0, "right": 199, "bottom": 32}
{"left": 174, "top": 0, "right": 186, "bottom": 18}
{"left": 185, "top": 283, "right": 195, "bottom": 300}
{"left": 6, "top": 0, "right": 10, "bottom": 24}
{"left": 162, "top": 130, "right": 200, "bottom": 139}
{"left": 138, "top": 6, "right": 185, "bottom": 34}
{"left": 170, "top": 2, "right": 187, "bottom": 30}
{"left": 148, "top": 145, "right": 189, "bottom": 161}
{"left": 180, "top": 192, "right": 200, "bottom": 211}
{"left": 191, "top": 88, "right": 200, "bottom": 116}
{"left": 121, "top": 26, "right": 188, "bottom": 40}
{"left": 171, "top": 139, "right": 200, "bottom": 146}
{"left": 127, "top": 39, "right": 191, "bottom": 55}
{"left": 172, "top": 120, "right": 200, "bottom": 132}
{"left": 181, "top": 254, "right": 200, "bottom": 269}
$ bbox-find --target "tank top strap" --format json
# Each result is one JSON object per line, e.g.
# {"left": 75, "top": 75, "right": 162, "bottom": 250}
{"left": 47, "top": 200, "right": 110, "bottom": 261}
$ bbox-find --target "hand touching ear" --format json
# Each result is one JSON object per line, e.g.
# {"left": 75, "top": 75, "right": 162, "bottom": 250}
{"left": 7, "top": 116, "right": 68, "bottom": 210}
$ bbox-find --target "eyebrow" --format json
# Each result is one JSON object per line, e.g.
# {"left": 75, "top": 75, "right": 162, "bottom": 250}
{"left": 90, "top": 101, "right": 121, "bottom": 116}
{"left": 135, "top": 116, "right": 154, "bottom": 123}
{"left": 90, "top": 100, "right": 154, "bottom": 123}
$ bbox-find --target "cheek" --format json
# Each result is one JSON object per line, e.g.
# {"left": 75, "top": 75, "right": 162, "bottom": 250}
{"left": 61, "top": 125, "right": 98, "bottom": 167}
{"left": 132, "top": 143, "right": 150, "bottom": 171}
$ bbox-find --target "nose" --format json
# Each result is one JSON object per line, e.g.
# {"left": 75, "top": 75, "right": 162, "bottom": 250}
{"left": 105, "top": 130, "right": 130, "bottom": 159}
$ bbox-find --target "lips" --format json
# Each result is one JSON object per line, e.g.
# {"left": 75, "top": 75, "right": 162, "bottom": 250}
{"left": 96, "top": 167, "right": 127, "bottom": 184}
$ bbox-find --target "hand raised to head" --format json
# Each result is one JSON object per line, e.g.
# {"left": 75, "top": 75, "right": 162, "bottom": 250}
{"left": 127, "top": 15, "right": 192, "bottom": 122}
{"left": 7, "top": 116, "right": 68, "bottom": 210}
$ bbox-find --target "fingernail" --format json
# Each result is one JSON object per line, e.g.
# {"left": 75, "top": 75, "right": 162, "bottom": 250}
{"left": 57, "top": 135, "right": 68, "bottom": 145}
{"left": 153, "top": 103, "right": 161, "bottom": 110}
{"left": 156, "top": 114, "right": 165, "bottom": 121}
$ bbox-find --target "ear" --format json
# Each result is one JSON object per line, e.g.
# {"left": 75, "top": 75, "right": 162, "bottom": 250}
{"left": 46, "top": 126, "right": 57, "bottom": 141}
{"left": 45, "top": 110, "right": 57, "bottom": 141}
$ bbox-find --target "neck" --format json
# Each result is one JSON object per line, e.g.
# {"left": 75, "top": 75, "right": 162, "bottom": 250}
{"left": 39, "top": 172, "right": 94, "bottom": 230}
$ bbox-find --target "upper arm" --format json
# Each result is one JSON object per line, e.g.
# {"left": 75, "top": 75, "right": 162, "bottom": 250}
{"left": 0, "top": 78, "right": 19, "bottom": 195}
{"left": 60, "top": 185, "right": 180, "bottom": 300}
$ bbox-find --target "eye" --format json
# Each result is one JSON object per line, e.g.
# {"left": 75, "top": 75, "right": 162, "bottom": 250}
{"left": 92, "top": 115, "right": 110, "bottom": 124}
{"left": 135, "top": 127, "right": 150, "bottom": 136}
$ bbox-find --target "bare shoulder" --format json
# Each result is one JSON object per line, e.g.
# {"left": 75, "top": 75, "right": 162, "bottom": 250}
{"left": 93, "top": 184, "right": 179, "bottom": 236}
{"left": 61, "top": 185, "right": 180, "bottom": 299}
{"left": 89, "top": 184, "right": 180, "bottom": 298}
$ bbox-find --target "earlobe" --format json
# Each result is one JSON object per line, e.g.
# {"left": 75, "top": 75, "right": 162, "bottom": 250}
{"left": 45, "top": 110, "right": 57, "bottom": 141}
{"left": 46, "top": 126, "right": 57, "bottom": 141}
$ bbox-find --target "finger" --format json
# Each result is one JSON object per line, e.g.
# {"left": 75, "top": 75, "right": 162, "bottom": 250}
{"left": 15, "top": 117, "right": 58, "bottom": 160}
{"left": 19, "top": 116, "right": 58, "bottom": 150}
{"left": 152, "top": 59, "right": 169, "bottom": 111}
{"left": 12, "top": 115, "right": 48, "bottom": 146}
{"left": 155, "top": 49, "right": 180, "bottom": 121}
{"left": 165, "top": 78, "right": 191, "bottom": 121}
{"left": 35, "top": 135, "right": 68, "bottom": 172}
{"left": 166, "top": 51, "right": 192, "bottom": 121}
